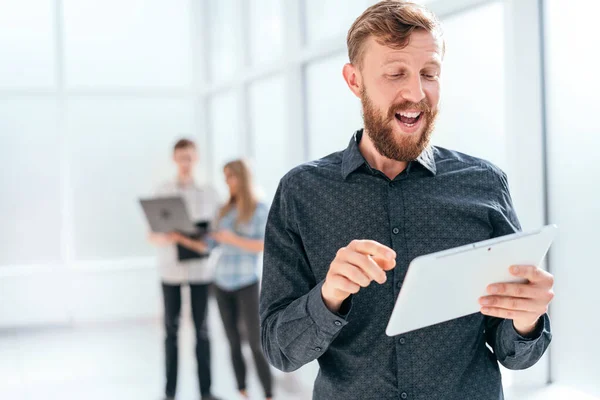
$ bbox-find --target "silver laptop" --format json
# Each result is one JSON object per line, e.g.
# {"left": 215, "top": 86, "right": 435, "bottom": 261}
{"left": 139, "top": 196, "right": 198, "bottom": 234}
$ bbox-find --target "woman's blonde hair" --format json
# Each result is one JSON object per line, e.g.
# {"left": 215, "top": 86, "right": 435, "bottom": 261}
{"left": 218, "top": 159, "right": 258, "bottom": 225}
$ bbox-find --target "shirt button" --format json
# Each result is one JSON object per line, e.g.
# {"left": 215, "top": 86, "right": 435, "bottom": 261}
{"left": 399, "top": 337, "right": 406, "bottom": 345}
{"left": 392, "top": 227, "right": 400, "bottom": 235}
{"left": 315, "top": 347, "right": 322, "bottom": 352}
{"left": 334, "top": 320, "right": 342, "bottom": 326}
{"left": 401, "top": 392, "right": 408, "bottom": 399}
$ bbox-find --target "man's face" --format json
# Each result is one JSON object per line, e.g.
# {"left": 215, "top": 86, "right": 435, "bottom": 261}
{"left": 173, "top": 147, "right": 198, "bottom": 175}
{"left": 348, "top": 31, "right": 442, "bottom": 161}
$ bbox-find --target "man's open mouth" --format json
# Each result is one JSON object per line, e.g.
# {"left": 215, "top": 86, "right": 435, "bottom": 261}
{"left": 394, "top": 111, "right": 423, "bottom": 128}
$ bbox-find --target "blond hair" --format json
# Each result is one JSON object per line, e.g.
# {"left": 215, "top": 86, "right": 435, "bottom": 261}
{"left": 347, "top": 0, "right": 445, "bottom": 68}
{"left": 218, "top": 159, "right": 258, "bottom": 225}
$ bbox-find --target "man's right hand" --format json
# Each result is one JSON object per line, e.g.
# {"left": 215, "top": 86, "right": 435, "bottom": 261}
{"left": 321, "top": 240, "right": 397, "bottom": 312}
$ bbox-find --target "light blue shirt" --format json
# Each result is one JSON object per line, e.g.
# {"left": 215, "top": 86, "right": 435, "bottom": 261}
{"left": 213, "top": 203, "right": 269, "bottom": 291}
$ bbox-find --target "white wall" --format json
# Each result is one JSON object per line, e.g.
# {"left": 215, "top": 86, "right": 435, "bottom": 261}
{"left": 0, "top": 260, "right": 160, "bottom": 326}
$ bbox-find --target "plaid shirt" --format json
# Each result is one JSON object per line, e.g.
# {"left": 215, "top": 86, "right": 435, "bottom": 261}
{"left": 213, "top": 203, "right": 269, "bottom": 291}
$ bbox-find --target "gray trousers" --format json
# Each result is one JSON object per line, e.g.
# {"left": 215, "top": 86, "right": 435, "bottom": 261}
{"left": 214, "top": 282, "right": 273, "bottom": 398}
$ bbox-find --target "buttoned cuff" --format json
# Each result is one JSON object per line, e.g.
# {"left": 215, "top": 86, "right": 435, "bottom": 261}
{"left": 501, "top": 313, "right": 550, "bottom": 352}
{"left": 307, "top": 281, "right": 352, "bottom": 336}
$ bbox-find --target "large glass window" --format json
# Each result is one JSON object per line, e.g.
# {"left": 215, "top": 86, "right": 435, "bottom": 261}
{"left": 63, "top": 0, "right": 192, "bottom": 88}
{"left": 0, "top": 98, "right": 61, "bottom": 265}
{"left": 66, "top": 98, "right": 195, "bottom": 260}
{"left": 545, "top": 0, "right": 600, "bottom": 396}
{"left": 207, "top": 0, "right": 243, "bottom": 82}
{"left": 249, "top": 0, "right": 284, "bottom": 66}
{"left": 305, "top": 53, "right": 363, "bottom": 160}
{"left": 208, "top": 91, "right": 243, "bottom": 196}
{"left": 248, "top": 75, "right": 288, "bottom": 201}
{"left": 433, "top": 1, "right": 507, "bottom": 170}
{"left": 0, "top": 0, "right": 56, "bottom": 88}
{"left": 303, "top": 0, "right": 375, "bottom": 45}
{"left": 303, "top": 1, "right": 432, "bottom": 46}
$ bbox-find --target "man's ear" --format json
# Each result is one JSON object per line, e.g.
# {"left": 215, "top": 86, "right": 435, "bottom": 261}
{"left": 343, "top": 63, "right": 363, "bottom": 99}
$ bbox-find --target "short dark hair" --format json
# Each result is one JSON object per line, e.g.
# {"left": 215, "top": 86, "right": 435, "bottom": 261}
{"left": 173, "top": 138, "right": 196, "bottom": 152}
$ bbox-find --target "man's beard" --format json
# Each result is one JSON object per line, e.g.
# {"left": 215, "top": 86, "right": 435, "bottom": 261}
{"left": 361, "top": 87, "right": 438, "bottom": 162}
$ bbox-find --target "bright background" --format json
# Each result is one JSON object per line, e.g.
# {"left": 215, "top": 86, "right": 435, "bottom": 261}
{"left": 0, "top": 0, "right": 598, "bottom": 399}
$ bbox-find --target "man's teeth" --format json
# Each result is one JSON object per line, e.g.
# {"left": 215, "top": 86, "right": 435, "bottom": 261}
{"left": 398, "top": 111, "right": 421, "bottom": 118}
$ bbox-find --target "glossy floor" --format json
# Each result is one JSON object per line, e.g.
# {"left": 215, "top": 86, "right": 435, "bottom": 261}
{"left": 0, "top": 299, "right": 595, "bottom": 400}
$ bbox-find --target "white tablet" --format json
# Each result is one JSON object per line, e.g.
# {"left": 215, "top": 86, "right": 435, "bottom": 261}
{"left": 385, "top": 224, "right": 558, "bottom": 336}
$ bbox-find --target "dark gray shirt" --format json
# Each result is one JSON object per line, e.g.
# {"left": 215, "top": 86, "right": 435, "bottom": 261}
{"left": 260, "top": 130, "right": 551, "bottom": 400}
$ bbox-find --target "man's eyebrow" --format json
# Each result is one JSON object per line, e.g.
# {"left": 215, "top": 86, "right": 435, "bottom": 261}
{"left": 423, "top": 60, "right": 442, "bottom": 68}
{"left": 382, "top": 60, "right": 406, "bottom": 66}
{"left": 381, "top": 59, "right": 442, "bottom": 68}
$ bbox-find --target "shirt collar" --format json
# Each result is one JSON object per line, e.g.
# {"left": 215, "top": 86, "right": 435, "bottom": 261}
{"left": 175, "top": 178, "right": 198, "bottom": 190}
{"left": 341, "top": 129, "right": 437, "bottom": 179}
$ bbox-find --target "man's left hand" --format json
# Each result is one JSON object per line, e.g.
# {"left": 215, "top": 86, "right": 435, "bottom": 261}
{"left": 167, "top": 232, "right": 184, "bottom": 243}
{"left": 479, "top": 265, "right": 555, "bottom": 336}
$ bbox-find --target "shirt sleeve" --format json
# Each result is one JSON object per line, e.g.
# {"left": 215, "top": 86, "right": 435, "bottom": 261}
{"left": 484, "top": 169, "right": 552, "bottom": 370}
{"left": 250, "top": 203, "right": 269, "bottom": 240}
{"left": 259, "top": 179, "right": 352, "bottom": 372}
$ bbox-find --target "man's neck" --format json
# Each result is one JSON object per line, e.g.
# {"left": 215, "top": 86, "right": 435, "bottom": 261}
{"left": 358, "top": 131, "right": 408, "bottom": 180}
{"left": 177, "top": 174, "right": 194, "bottom": 186}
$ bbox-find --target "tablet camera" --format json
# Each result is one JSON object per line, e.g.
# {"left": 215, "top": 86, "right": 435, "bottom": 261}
{"left": 160, "top": 209, "right": 171, "bottom": 220}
